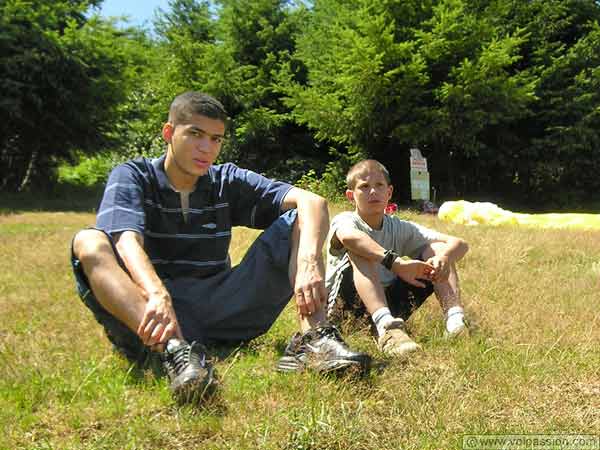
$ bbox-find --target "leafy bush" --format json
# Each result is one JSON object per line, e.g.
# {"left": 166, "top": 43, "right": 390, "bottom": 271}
{"left": 57, "top": 152, "right": 120, "bottom": 187}
{"left": 295, "top": 146, "right": 364, "bottom": 201}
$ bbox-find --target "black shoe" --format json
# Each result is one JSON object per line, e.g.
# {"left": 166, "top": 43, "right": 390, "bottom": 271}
{"left": 277, "top": 325, "right": 371, "bottom": 373}
{"left": 161, "top": 339, "right": 216, "bottom": 403}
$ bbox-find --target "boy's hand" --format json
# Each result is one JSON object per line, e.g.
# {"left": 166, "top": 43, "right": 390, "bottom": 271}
{"left": 425, "top": 255, "right": 450, "bottom": 282}
{"left": 137, "top": 291, "right": 182, "bottom": 347}
{"left": 294, "top": 256, "right": 327, "bottom": 317}
{"left": 392, "top": 259, "right": 435, "bottom": 288}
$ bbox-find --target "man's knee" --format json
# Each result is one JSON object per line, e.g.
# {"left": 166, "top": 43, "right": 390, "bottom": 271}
{"left": 73, "top": 229, "right": 114, "bottom": 266}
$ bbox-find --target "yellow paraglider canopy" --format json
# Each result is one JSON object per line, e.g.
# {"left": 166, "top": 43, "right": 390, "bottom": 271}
{"left": 438, "top": 200, "right": 600, "bottom": 230}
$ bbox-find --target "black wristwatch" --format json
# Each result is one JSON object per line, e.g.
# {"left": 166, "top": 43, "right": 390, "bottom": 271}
{"left": 381, "top": 249, "right": 399, "bottom": 270}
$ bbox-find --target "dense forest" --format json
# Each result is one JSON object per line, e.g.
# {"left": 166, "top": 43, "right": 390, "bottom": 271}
{"left": 2, "top": 0, "right": 600, "bottom": 207}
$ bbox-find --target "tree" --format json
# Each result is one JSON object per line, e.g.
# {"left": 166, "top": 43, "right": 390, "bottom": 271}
{"left": 278, "top": 0, "right": 432, "bottom": 192}
{"left": 0, "top": 0, "right": 148, "bottom": 191}
{"left": 280, "top": 0, "right": 535, "bottom": 197}
{"left": 281, "top": 0, "right": 600, "bottom": 204}
{"left": 414, "top": 0, "right": 538, "bottom": 198}
{"left": 497, "top": 0, "right": 600, "bottom": 204}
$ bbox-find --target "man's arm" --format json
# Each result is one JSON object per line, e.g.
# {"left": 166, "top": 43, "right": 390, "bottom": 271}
{"left": 115, "top": 231, "right": 182, "bottom": 346}
{"left": 281, "top": 187, "right": 329, "bottom": 316}
{"left": 335, "top": 225, "right": 435, "bottom": 288}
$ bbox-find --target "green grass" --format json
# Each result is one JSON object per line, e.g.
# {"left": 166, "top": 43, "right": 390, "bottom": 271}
{"left": 1, "top": 202, "right": 599, "bottom": 450}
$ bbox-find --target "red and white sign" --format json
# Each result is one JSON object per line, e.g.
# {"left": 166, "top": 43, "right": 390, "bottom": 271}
{"left": 409, "top": 148, "right": 430, "bottom": 201}
{"left": 410, "top": 157, "right": 428, "bottom": 171}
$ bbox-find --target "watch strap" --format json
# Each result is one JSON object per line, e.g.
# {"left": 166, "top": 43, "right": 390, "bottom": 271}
{"left": 381, "top": 249, "right": 399, "bottom": 270}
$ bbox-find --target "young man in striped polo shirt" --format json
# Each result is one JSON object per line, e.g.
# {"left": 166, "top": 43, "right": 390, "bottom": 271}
{"left": 71, "top": 92, "right": 370, "bottom": 403}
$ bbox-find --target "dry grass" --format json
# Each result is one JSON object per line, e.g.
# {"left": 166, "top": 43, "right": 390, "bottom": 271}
{"left": 0, "top": 205, "right": 599, "bottom": 450}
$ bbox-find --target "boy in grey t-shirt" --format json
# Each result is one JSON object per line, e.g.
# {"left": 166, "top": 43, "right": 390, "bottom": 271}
{"left": 326, "top": 160, "right": 469, "bottom": 356}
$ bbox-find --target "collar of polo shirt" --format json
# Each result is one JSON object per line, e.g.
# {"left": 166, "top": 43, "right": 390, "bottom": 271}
{"left": 152, "top": 154, "right": 215, "bottom": 193}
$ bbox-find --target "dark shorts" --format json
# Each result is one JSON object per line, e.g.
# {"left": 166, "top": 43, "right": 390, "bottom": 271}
{"left": 328, "top": 262, "right": 434, "bottom": 331}
{"left": 71, "top": 210, "right": 297, "bottom": 361}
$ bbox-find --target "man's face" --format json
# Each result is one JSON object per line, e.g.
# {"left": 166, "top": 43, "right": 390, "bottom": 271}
{"left": 346, "top": 169, "right": 393, "bottom": 217}
{"left": 163, "top": 113, "right": 226, "bottom": 178}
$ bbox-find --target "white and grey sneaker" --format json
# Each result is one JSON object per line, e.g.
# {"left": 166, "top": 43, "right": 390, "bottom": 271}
{"left": 277, "top": 326, "right": 371, "bottom": 373}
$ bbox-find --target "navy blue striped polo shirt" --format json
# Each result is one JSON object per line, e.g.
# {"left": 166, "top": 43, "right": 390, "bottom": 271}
{"left": 96, "top": 155, "right": 293, "bottom": 280}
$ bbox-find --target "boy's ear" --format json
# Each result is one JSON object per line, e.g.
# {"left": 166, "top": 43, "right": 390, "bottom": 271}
{"left": 162, "top": 122, "right": 174, "bottom": 143}
{"left": 345, "top": 190, "right": 354, "bottom": 202}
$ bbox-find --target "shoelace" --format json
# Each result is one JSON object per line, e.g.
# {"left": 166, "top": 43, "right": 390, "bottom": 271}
{"left": 309, "top": 326, "right": 344, "bottom": 343}
{"left": 167, "top": 344, "right": 190, "bottom": 374}
{"left": 168, "top": 342, "right": 206, "bottom": 373}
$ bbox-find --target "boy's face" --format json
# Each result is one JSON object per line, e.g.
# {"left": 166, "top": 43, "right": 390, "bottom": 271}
{"left": 162, "top": 113, "right": 225, "bottom": 177}
{"left": 346, "top": 169, "right": 393, "bottom": 217}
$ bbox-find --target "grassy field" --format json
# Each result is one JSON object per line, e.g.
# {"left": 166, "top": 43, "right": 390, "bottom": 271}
{"left": 1, "top": 199, "right": 599, "bottom": 450}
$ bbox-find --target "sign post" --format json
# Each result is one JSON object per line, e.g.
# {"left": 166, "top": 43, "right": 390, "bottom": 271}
{"left": 409, "top": 148, "right": 430, "bottom": 201}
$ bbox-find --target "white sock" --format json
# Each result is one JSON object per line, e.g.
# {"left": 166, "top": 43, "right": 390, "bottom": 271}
{"left": 372, "top": 307, "right": 395, "bottom": 337}
{"left": 446, "top": 306, "right": 465, "bottom": 333}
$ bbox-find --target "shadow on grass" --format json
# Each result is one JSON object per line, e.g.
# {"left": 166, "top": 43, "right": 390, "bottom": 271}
{"left": 0, "top": 183, "right": 104, "bottom": 214}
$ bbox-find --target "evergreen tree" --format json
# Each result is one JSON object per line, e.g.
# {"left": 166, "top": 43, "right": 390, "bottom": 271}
{"left": 0, "top": 0, "right": 148, "bottom": 191}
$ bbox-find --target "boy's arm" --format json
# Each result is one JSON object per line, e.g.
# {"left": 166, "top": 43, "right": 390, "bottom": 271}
{"left": 281, "top": 187, "right": 329, "bottom": 316}
{"left": 335, "top": 225, "right": 434, "bottom": 287}
{"left": 333, "top": 225, "right": 386, "bottom": 262}
{"left": 425, "top": 232, "right": 469, "bottom": 282}
{"left": 115, "top": 231, "right": 182, "bottom": 346}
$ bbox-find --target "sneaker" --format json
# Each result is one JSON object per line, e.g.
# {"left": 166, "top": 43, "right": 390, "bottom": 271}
{"left": 277, "top": 325, "right": 371, "bottom": 373}
{"left": 161, "top": 338, "right": 216, "bottom": 403}
{"left": 377, "top": 318, "right": 420, "bottom": 356}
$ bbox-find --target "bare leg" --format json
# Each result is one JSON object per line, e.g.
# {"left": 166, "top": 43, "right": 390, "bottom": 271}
{"left": 347, "top": 252, "right": 388, "bottom": 315}
{"left": 433, "top": 263, "right": 462, "bottom": 315}
{"left": 348, "top": 252, "right": 419, "bottom": 355}
{"left": 73, "top": 229, "right": 147, "bottom": 335}
{"left": 288, "top": 220, "right": 327, "bottom": 332}
{"left": 421, "top": 243, "right": 463, "bottom": 315}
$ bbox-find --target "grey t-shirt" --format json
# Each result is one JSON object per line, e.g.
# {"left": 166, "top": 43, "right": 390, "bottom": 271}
{"left": 325, "top": 211, "right": 442, "bottom": 300}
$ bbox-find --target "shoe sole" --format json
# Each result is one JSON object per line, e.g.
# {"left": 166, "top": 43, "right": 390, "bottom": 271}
{"left": 277, "top": 356, "right": 371, "bottom": 373}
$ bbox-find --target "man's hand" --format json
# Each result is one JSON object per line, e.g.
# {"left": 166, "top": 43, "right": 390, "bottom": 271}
{"left": 294, "top": 256, "right": 327, "bottom": 317}
{"left": 425, "top": 255, "right": 451, "bottom": 282}
{"left": 392, "top": 259, "right": 435, "bottom": 288}
{"left": 137, "top": 291, "right": 182, "bottom": 347}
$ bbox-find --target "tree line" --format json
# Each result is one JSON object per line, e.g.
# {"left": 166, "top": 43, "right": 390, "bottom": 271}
{"left": 2, "top": 0, "right": 600, "bottom": 207}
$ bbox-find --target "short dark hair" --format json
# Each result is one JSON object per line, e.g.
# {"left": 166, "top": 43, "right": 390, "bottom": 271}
{"left": 346, "top": 159, "right": 392, "bottom": 189}
{"left": 168, "top": 91, "right": 229, "bottom": 128}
